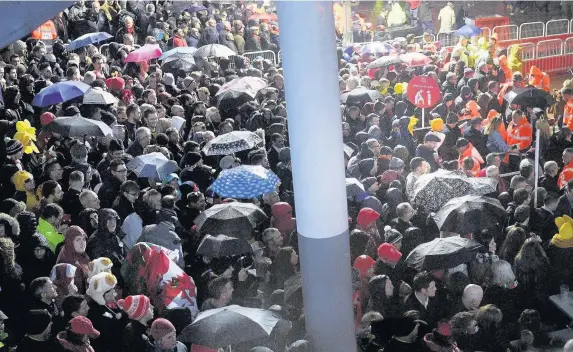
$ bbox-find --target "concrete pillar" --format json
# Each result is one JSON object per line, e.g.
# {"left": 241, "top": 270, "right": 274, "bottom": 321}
{"left": 277, "top": 2, "right": 356, "bottom": 352}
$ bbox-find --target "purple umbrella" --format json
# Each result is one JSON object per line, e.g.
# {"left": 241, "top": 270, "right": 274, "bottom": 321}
{"left": 32, "top": 81, "right": 91, "bottom": 107}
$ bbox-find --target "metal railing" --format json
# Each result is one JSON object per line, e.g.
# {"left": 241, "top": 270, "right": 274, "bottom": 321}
{"left": 519, "top": 21, "right": 545, "bottom": 39}
{"left": 492, "top": 25, "right": 519, "bottom": 42}
{"left": 243, "top": 50, "right": 278, "bottom": 66}
{"left": 546, "top": 19, "right": 569, "bottom": 36}
{"left": 436, "top": 31, "right": 458, "bottom": 49}
{"left": 537, "top": 39, "right": 563, "bottom": 58}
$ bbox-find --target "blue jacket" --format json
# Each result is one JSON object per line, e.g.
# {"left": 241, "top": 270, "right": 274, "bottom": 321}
{"left": 486, "top": 130, "right": 509, "bottom": 153}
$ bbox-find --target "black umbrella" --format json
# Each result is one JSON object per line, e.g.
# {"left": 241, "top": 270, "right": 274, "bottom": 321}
{"left": 504, "top": 87, "right": 555, "bottom": 109}
{"left": 196, "top": 234, "right": 252, "bottom": 258}
{"left": 179, "top": 305, "right": 281, "bottom": 347}
{"left": 345, "top": 178, "right": 365, "bottom": 198}
{"left": 341, "top": 87, "right": 383, "bottom": 106}
{"left": 42, "top": 115, "right": 113, "bottom": 137}
{"left": 194, "top": 203, "right": 268, "bottom": 240}
{"left": 367, "top": 56, "right": 402, "bottom": 69}
{"left": 405, "top": 237, "right": 483, "bottom": 271}
{"left": 433, "top": 195, "right": 506, "bottom": 235}
{"left": 216, "top": 90, "right": 254, "bottom": 113}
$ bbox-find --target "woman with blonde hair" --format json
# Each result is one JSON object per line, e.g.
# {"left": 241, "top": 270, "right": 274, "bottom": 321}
{"left": 485, "top": 115, "right": 510, "bottom": 153}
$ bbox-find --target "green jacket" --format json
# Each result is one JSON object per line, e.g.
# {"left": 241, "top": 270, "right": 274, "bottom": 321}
{"left": 36, "top": 218, "right": 64, "bottom": 253}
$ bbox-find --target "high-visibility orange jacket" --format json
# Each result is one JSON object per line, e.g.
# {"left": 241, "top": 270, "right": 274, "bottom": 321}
{"left": 563, "top": 98, "right": 573, "bottom": 131}
{"left": 559, "top": 160, "right": 573, "bottom": 189}
{"left": 31, "top": 20, "right": 57, "bottom": 41}
{"left": 529, "top": 66, "right": 550, "bottom": 92}
{"left": 506, "top": 118, "right": 533, "bottom": 151}
{"left": 458, "top": 143, "right": 484, "bottom": 177}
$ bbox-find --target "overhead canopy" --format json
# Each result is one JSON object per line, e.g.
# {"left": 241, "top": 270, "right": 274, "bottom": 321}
{"left": 0, "top": 1, "right": 75, "bottom": 50}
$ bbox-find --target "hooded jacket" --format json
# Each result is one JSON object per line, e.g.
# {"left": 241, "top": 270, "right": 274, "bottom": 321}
{"left": 271, "top": 202, "right": 296, "bottom": 240}
{"left": 12, "top": 171, "right": 39, "bottom": 210}
{"left": 86, "top": 209, "right": 126, "bottom": 281}
{"left": 57, "top": 226, "right": 90, "bottom": 293}
{"left": 139, "top": 208, "right": 184, "bottom": 268}
{"left": 507, "top": 45, "right": 523, "bottom": 74}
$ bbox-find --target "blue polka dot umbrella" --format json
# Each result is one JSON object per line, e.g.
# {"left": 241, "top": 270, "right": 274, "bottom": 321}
{"left": 211, "top": 165, "right": 280, "bottom": 199}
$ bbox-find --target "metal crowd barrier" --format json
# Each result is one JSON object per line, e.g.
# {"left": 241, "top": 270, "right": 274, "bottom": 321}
{"left": 519, "top": 21, "right": 545, "bottom": 39}
{"left": 537, "top": 39, "right": 563, "bottom": 58}
{"left": 243, "top": 50, "right": 278, "bottom": 66}
{"left": 436, "top": 31, "right": 458, "bottom": 49}
{"left": 546, "top": 19, "right": 569, "bottom": 36}
{"left": 492, "top": 25, "right": 518, "bottom": 42}
{"left": 277, "top": 50, "right": 282, "bottom": 63}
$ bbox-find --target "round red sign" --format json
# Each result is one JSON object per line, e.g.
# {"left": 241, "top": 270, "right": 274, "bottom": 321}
{"left": 406, "top": 75, "right": 442, "bottom": 109}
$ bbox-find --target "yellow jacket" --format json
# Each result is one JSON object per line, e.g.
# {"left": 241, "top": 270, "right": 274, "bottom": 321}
{"left": 507, "top": 45, "right": 523, "bottom": 74}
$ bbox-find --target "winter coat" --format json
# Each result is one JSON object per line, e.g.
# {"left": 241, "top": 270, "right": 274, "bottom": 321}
{"left": 233, "top": 34, "right": 246, "bottom": 55}
{"left": 199, "top": 26, "right": 220, "bottom": 46}
{"left": 149, "top": 341, "right": 187, "bottom": 352}
{"left": 86, "top": 209, "right": 126, "bottom": 281}
{"left": 245, "top": 33, "right": 262, "bottom": 52}
{"left": 121, "top": 320, "right": 149, "bottom": 352}
{"left": 56, "top": 229, "right": 90, "bottom": 294}
{"left": 486, "top": 130, "right": 510, "bottom": 153}
{"left": 186, "top": 34, "right": 199, "bottom": 48}
{"left": 37, "top": 218, "right": 64, "bottom": 253}
{"left": 19, "top": 233, "right": 55, "bottom": 285}
{"left": 438, "top": 4, "right": 456, "bottom": 32}
{"left": 57, "top": 331, "right": 95, "bottom": 352}
{"left": 97, "top": 176, "right": 122, "bottom": 209}
{"left": 87, "top": 301, "right": 125, "bottom": 352}
{"left": 139, "top": 208, "right": 184, "bottom": 267}
{"left": 113, "top": 195, "right": 134, "bottom": 222}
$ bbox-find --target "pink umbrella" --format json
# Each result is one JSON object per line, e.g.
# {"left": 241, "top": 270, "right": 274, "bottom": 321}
{"left": 399, "top": 52, "right": 433, "bottom": 67}
{"left": 124, "top": 44, "right": 162, "bottom": 63}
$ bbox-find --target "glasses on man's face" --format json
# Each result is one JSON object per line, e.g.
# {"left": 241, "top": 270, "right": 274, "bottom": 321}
{"left": 114, "top": 168, "right": 128, "bottom": 173}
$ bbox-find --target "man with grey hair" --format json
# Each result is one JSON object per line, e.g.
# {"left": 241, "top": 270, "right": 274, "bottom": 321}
{"left": 126, "top": 127, "right": 151, "bottom": 157}
{"left": 79, "top": 189, "right": 100, "bottom": 210}
{"left": 539, "top": 160, "right": 560, "bottom": 196}
{"left": 170, "top": 105, "right": 185, "bottom": 118}
{"left": 83, "top": 71, "right": 96, "bottom": 85}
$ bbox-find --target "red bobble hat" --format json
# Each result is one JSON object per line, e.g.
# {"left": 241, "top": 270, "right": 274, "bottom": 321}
{"left": 353, "top": 255, "right": 375, "bottom": 279}
{"left": 118, "top": 295, "right": 150, "bottom": 321}
{"left": 357, "top": 208, "right": 380, "bottom": 227}
{"left": 377, "top": 243, "right": 402, "bottom": 263}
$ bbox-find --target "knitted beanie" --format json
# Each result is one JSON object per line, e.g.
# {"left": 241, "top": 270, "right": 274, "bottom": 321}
{"left": 149, "top": 318, "right": 176, "bottom": 340}
{"left": 118, "top": 295, "right": 151, "bottom": 321}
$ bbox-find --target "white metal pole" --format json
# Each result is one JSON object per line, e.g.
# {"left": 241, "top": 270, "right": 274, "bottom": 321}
{"left": 534, "top": 129, "right": 540, "bottom": 208}
{"left": 277, "top": 2, "right": 356, "bottom": 352}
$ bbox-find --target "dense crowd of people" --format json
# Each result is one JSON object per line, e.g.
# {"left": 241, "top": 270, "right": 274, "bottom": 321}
{"left": 1, "top": 0, "right": 573, "bottom": 352}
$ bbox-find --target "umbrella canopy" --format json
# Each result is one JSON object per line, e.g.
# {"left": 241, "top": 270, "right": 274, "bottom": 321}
{"left": 32, "top": 81, "right": 91, "bottom": 107}
{"left": 433, "top": 195, "right": 506, "bottom": 235}
{"left": 159, "top": 46, "right": 198, "bottom": 61}
{"left": 405, "top": 237, "right": 483, "bottom": 271}
{"left": 360, "top": 41, "right": 393, "bottom": 56}
{"left": 66, "top": 32, "right": 112, "bottom": 51}
{"left": 194, "top": 44, "right": 236, "bottom": 58}
{"left": 399, "top": 52, "right": 433, "bottom": 67}
{"left": 83, "top": 87, "right": 119, "bottom": 105}
{"left": 126, "top": 152, "right": 179, "bottom": 181}
{"left": 194, "top": 202, "right": 268, "bottom": 239}
{"left": 411, "top": 170, "right": 496, "bottom": 212}
{"left": 341, "top": 87, "right": 383, "bottom": 105}
{"left": 42, "top": 115, "right": 113, "bottom": 137}
{"left": 455, "top": 24, "right": 482, "bottom": 38}
{"left": 179, "top": 305, "right": 281, "bottom": 347}
{"left": 124, "top": 44, "right": 162, "bottom": 63}
{"left": 196, "top": 235, "right": 252, "bottom": 258}
{"left": 217, "top": 77, "right": 267, "bottom": 98}
{"left": 367, "top": 56, "right": 402, "bottom": 69}
{"left": 216, "top": 90, "right": 255, "bottom": 112}
{"left": 211, "top": 165, "right": 280, "bottom": 199}
{"left": 185, "top": 4, "right": 207, "bottom": 12}
{"left": 504, "top": 87, "right": 555, "bottom": 109}
{"left": 249, "top": 13, "right": 278, "bottom": 21}
{"left": 346, "top": 178, "right": 365, "bottom": 198}
{"left": 202, "top": 131, "right": 263, "bottom": 156}
{"left": 161, "top": 55, "right": 196, "bottom": 70}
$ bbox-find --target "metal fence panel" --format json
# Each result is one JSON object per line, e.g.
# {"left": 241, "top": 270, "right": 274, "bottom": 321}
{"left": 277, "top": 50, "right": 282, "bottom": 63}
{"left": 243, "top": 50, "right": 277, "bottom": 65}
{"left": 537, "top": 39, "right": 563, "bottom": 58}
{"left": 519, "top": 21, "right": 545, "bottom": 39}
{"left": 546, "top": 19, "right": 569, "bottom": 36}
{"left": 509, "top": 42, "right": 536, "bottom": 61}
{"left": 436, "top": 31, "right": 458, "bottom": 48}
{"left": 565, "top": 37, "right": 573, "bottom": 54}
{"left": 492, "top": 25, "right": 518, "bottom": 42}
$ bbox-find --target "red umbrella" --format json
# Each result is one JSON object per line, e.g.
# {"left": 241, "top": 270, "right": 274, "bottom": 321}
{"left": 124, "top": 44, "right": 162, "bottom": 63}
{"left": 399, "top": 52, "right": 432, "bottom": 67}
{"left": 248, "top": 13, "right": 278, "bottom": 21}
